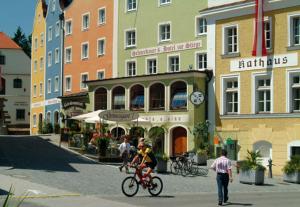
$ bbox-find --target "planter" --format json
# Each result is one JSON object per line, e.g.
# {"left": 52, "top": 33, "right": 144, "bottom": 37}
{"left": 156, "top": 160, "right": 168, "bottom": 173}
{"left": 193, "top": 154, "right": 208, "bottom": 165}
{"left": 239, "top": 169, "right": 265, "bottom": 185}
{"left": 283, "top": 172, "right": 300, "bottom": 184}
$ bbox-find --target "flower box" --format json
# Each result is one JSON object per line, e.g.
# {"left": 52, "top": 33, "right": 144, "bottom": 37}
{"left": 239, "top": 169, "right": 265, "bottom": 185}
{"left": 283, "top": 172, "right": 300, "bottom": 184}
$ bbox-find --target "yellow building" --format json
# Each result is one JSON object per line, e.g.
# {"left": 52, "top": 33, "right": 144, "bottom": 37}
{"left": 201, "top": 0, "right": 300, "bottom": 175}
{"left": 30, "top": 0, "right": 47, "bottom": 134}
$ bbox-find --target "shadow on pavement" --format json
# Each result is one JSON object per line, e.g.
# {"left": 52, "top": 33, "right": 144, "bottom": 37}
{"left": 223, "top": 202, "right": 253, "bottom": 206}
{"left": 0, "top": 136, "right": 96, "bottom": 172}
{"left": 0, "top": 188, "right": 9, "bottom": 195}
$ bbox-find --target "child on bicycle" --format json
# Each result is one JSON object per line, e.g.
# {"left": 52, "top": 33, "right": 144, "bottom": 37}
{"left": 130, "top": 142, "right": 157, "bottom": 181}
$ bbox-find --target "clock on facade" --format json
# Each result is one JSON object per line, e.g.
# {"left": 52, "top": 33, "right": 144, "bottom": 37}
{"left": 190, "top": 91, "right": 205, "bottom": 105}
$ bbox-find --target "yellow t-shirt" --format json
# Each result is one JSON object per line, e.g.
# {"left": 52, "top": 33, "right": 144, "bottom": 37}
{"left": 138, "top": 148, "right": 153, "bottom": 163}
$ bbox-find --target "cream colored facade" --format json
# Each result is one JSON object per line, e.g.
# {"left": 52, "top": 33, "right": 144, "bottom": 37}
{"left": 202, "top": 0, "right": 300, "bottom": 175}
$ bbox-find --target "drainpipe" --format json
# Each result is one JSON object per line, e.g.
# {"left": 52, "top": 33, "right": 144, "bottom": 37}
{"left": 59, "top": 12, "right": 65, "bottom": 147}
{"left": 205, "top": 70, "right": 213, "bottom": 122}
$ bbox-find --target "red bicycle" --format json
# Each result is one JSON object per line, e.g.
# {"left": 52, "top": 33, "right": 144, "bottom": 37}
{"left": 121, "top": 165, "right": 163, "bottom": 197}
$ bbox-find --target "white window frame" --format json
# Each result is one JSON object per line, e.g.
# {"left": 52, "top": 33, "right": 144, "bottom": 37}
{"left": 220, "top": 74, "right": 240, "bottom": 115}
{"left": 81, "top": 42, "right": 89, "bottom": 60}
{"left": 97, "top": 38, "right": 106, "bottom": 56}
{"left": 39, "top": 82, "right": 43, "bottom": 97}
{"left": 288, "top": 13, "right": 300, "bottom": 47}
{"left": 264, "top": 17, "right": 272, "bottom": 50}
{"left": 127, "top": 0, "right": 137, "bottom": 12}
{"left": 222, "top": 24, "right": 239, "bottom": 55}
{"left": 55, "top": 21, "right": 60, "bottom": 37}
{"left": 40, "top": 33, "right": 44, "bottom": 47}
{"left": 47, "top": 51, "right": 52, "bottom": 67}
{"left": 47, "top": 79, "right": 51, "bottom": 94}
{"left": 34, "top": 60, "right": 37, "bottom": 72}
{"left": 54, "top": 76, "right": 59, "bottom": 92}
{"left": 145, "top": 56, "right": 158, "bottom": 75}
{"left": 52, "top": 0, "right": 56, "bottom": 12}
{"left": 125, "top": 28, "right": 136, "bottom": 48}
{"left": 40, "top": 57, "right": 44, "bottom": 70}
{"left": 48, "top": 26, "right": 53, "bottom": 41}
{"left": 80, "top": 73, "right": 89, "bottom": 90}
{"left": 251, "top": 72, "right": 273, "bottom": 114}
{"left": 65, "top": 19, "right": 72, "bottom": 35}
{"left": 82, "top": 12, "right": 90, "bottom": 31}
{"left": 158, "top": 22, "right": 171, "bottom": 43}
{"left": 167, "top": 54, "right": 180, "bottom": 72}
{"left": 55, "top": 48, "right": 59, "bottom": 64}
{"left": 286, "top": 69, "right": 300, "bottom": 113}
{"left": 65, "top": 46, "right": 72, "bottom": 63}
{"left": 126, "top": 59, "right": 137, "bottom": 77}
{"left": 195, "top": 52, "right": 207, "bottom": 70}
{"left": 33, "top": 114, "right": 37, "bottom": 127}
{"left": 34, "top": 37, "right": 38, "bottom": 50}
{"left": 33, "top": 84, "right": 37, "bottom": 97}
{"left": 97, "top": 69, "right": 105, "bottom": 80}
{"left": 65, "top": 75, "right": 72, "bottom": 92}
{"left": 195, "top": 16, "right": 207, "bottom": 36}
{"left": 98, "top": 7, "right": 106, "bottom": 25}
{"left": 159, "top": 0, "right": 171, "bottom": 6}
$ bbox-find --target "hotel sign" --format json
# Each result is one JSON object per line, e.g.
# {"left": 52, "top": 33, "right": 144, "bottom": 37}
{"left": 99, "top": 110, "right": 139, "bottom": 122}
{"left": 131, "top": 40, "right": 202, "bottom": 58}
{"left": 140, "top": 114, "right": 189, "bottom": 123}
{"left": 230, "top": 53, "right": 298, "bottom": 72}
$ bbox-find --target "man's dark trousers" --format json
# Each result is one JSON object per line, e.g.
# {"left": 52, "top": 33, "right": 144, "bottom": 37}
{"left": 216, "top": 173, "right": 229, "bottom": 202}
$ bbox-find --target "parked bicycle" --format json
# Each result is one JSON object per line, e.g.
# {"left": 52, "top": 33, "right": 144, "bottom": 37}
{"left": 121, "top": 165, "right": 163, "bottom": 197}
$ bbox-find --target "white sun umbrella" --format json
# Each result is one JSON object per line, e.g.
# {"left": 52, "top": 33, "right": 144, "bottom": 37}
{"left": 84, "top": 116, "right": 115, "bottom": 124}
{"left": 71, "top": 110, "right": 105, "bottom": 121}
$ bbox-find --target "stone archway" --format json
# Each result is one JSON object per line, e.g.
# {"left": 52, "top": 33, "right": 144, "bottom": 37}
{"left": 111, "top": 127, "right": 125, "bottom": 141}
{"left": 172, "top": 126, "right": 187, "bottom": 156}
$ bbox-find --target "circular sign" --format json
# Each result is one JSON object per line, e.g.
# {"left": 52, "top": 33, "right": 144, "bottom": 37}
{"left": 190, "top": 91, "right": 205, "bottom": 105}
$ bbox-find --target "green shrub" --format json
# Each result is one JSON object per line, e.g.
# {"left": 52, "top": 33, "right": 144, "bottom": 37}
{"left": 283, "top": 155, "right": 300, "bottom": 174}
{"left": 2, "top": 185, "right": 27, "bottom": 207}
{"left": 155, "top": 153, "right": 169, "bottom": 161}
{"left": 98, "top": 137, "right": 110, "bottom": 156}
{"left": 54, "top": 123, "right": 60, "bottom": 134}
{"left": 42, "top": 121, "right": 53, "bottom": 134}
{"left": 240, "top": 150, "right": 266, "bottom": 171}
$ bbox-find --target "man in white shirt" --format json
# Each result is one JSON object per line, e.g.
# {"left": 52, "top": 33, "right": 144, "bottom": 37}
{"left": 118, "top": 137, "right": 130, "bottom": 173}
{"left": 211, "top": 149, "right": 233, "bottom": 206}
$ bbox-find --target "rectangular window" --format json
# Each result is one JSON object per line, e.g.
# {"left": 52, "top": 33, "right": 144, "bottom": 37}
{"left": 33, "top": 114, "right": 37, "bottom": 127}
{"left": 224, "top": 26, "right": 238, "bottom": 54}
{"left": 40, "top": 57, "right": 44, "bottom": 70}
{"left": 48, "top": 26, "right": 53, "bottom": 41}
{"left": 33, "top": 85, "right": 37, "bottom": 97}
{"left": 147, "top": 59, "right": 157, "bottom": 74}
{"left": 55, "top": 21, "right": 60, "bottom": 37}
{"left": 54, "top": 76, "right": 59, "bottom": 92}
{"left": 39, "top": 83, "right": 43, "bottom": 96}
{"left": 169, "top": 56, "right": 179, "bottom": 72}
{"left": 97, "top": 71, "right": 105, "bottom": 80}
{"left": 264, "top": 20, "right": 272, "bottom": 49}
{"left": 16, "top": 109, "right": 25, "bottom": 120}
{"left": 48, "top": 52, "right": 52, "bottom": 67}
{"left": 82, "top": 13, "right": 90, "bottom": 30}
{"left": 34, "top": 60, "right": 37, "bottom": 72}
{"left": 52, "top": 0, "right": 56, "bottom": 12}
{"left": 34, "top": 38, "right": 38, "bottom": 50}
{"left": 81, "top": 73, "right": 89, "bottom": 89}
{"left": 65, "top": 47, "right": 72, "bottom": 63}
{"left": 159, "top": 23, "right": 171, "bottom": 42}
{"left": 256, "top": 78, "right": 271, "bottom": 113}
{"left": 47, "top": 79, "right": 51, "bottom": 94}
{"left": 196, "top": 53, "right": 207, "bottom": 70}
{"left": 127, "top": 0, "right": 137, "bottom": 11}
{"left": 40, "top": 33, "right": 44, "bottom": 47}
{"left": 224, "top": 79, "right": 239, "bottom": 114}
{"left": 160, "top": 0, "right": 171, "bottom": 5}
{"left": 65, "top": 20, "right": 72, "bottom": 35}
{"left": 55, "top": 48, "right": 59, "bottom": 64}
{"left": 126, "top": 30, "right": 136, "bottom": 48}
{"left": 81, "top": 43, "right": 89, "bottom": 59}
{"left": 65, "top": 76, "right": 71, "bottom": 92}
{"left": 292, "top": 75, "right": 300, "bottom": 112}
{"left": 292, "top": 16, "right": 300, "bottom": 46}
{"left": 127, "top": 61, "right": 136, "bottom": 76}
{"left": 197, "top": 18, "right": 207, "bottom": 35}
{"left": 97, "top": 39, "right": 105, "bottom": 56}
{"left": 98, "top": 8, "right": 106, "bottom": 25}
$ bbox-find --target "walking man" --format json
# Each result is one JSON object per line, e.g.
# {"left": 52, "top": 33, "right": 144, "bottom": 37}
{"left": 119, "top": 137, "right": 130, "bottom": 173}
{"left": 211, "top": 149, "right": 233, "bottom": 206}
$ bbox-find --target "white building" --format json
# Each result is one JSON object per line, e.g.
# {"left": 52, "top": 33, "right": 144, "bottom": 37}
{"left": 0, "top": 32, "right": 31, "bottom": 134}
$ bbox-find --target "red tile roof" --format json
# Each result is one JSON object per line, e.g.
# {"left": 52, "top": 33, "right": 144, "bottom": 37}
{"left": 0, "top": 32, "right": 21, "bottom": 49}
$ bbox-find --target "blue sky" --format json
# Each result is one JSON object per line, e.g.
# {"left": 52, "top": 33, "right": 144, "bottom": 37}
{"left": 0, "top": 0, "right": 36, "bottom": 37}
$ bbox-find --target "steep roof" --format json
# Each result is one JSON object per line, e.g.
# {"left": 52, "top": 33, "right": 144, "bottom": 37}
{"left": 0, "top": 32, "right": 21, "bottom": 49}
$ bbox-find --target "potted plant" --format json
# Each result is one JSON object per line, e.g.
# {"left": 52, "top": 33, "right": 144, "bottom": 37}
{"left": 193, "top": 148, "right": 208, "bottom": 165}
{"left": 97, "top": 136, "right": 110, "bottom": 157}
{"left": 192, "top": 121, "right": 210, "bottom": 165}
{"left": 155, "top": 153, "right": 169, "bottom": 173}
{"left": 239, "top": 150, "right": 266, "bottom": 185}
{"left": 283, "top": 155, "right": 300, "bottom": 184}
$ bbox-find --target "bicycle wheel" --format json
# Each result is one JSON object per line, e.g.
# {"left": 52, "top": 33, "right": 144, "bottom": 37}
{"left": 181, "top": 163, "right": 189, "bottom": 177}
{"left": 121, "top": 176, "right": 139, "bottom": 197}
{"left": 148, "top": 176, "right": 163, "bottom": 196}
{"left": 170, "top": 162, "right": 181, "bottom": 175}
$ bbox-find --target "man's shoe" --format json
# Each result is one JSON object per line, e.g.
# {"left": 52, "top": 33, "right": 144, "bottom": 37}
{"left": 119, "top": 166, "right": 122, "bottom": 172}
{"left": 218, "top": 201, "right": 222, "bottom": 206}
{"left": 224, "top": 197, "right": 229, "bottom": 203}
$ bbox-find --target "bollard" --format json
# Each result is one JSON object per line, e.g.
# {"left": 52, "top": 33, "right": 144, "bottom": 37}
{"left": 268, "top": 159, "right": 273, "bottom": 178}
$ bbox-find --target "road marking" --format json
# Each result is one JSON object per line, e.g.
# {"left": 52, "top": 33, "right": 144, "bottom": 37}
{"left": 12, "top": 193, "right": 81, "bottom": 199}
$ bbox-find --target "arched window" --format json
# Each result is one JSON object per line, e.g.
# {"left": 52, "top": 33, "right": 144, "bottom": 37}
{"left": 13, "top": 78, "right": 22, "bottom": 88}
{"left": 112, "top": 86, "right": 125, "bottom": 109}
{"left": 95, "top": 87, "right": 107, "bottom": 110}
{"left": 149, "top": 83, "right": 165, "bottom": 110}
{"left": 170, "top": 81, "right": 187, "bottom": 110}
{"left": 130, "top": 84, "right": 144, "bottom": 111}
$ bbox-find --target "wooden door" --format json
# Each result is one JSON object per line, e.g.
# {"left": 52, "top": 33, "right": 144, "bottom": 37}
{"left": 172, "top": 127, "right": 187, "bottom": 156}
